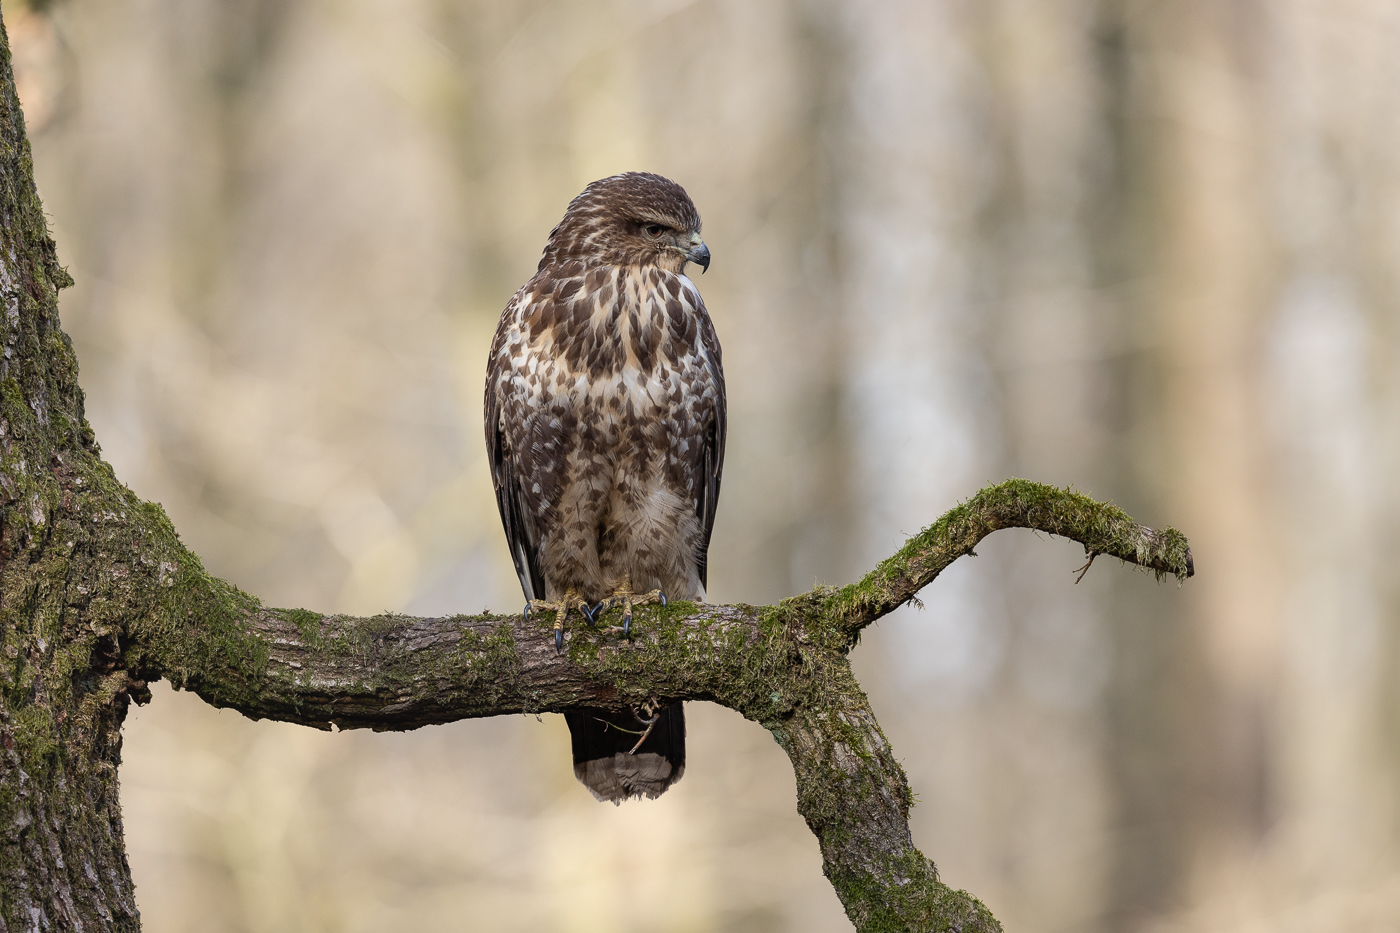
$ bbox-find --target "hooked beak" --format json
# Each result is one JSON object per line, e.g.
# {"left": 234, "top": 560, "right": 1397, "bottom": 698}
{"left": 685, "top": 239, "right": 711, "bottom": 274}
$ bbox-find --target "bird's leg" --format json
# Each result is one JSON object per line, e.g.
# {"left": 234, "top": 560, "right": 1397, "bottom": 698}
{"left": 590, "top": 578, "right": 668, "bottom": 641}
{"left": 524, "top": 590, "right": 594, "bottom": 653}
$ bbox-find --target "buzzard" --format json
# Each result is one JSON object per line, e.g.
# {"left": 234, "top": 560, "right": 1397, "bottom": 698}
{"left": 484, "top": 173, "right": 726, "bottom": 802}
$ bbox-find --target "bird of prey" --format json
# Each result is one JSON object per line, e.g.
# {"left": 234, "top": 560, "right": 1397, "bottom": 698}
{"left": 484, "top": 172, "right": 725, "bottom": 803}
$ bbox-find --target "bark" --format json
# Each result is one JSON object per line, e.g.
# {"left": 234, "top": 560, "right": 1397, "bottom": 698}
{"left": 0, "top": 13, "right": 1192, "bottom": 933}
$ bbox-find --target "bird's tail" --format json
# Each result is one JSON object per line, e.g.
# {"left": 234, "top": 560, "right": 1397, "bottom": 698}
{"left": 565, "top": 702, "right": 685, "bottom": 803}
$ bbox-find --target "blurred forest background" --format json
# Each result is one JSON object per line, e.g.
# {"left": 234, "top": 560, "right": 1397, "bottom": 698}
{"left": 7, "top": 0, "right": 1400, "bottom": 930}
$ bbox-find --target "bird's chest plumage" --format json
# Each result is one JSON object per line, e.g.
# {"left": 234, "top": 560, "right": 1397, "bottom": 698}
{"left": 489, "top": 263, "right": 718, "bottom": 596}
{"left": 499, "top": 266, "right": 711, "bottom": 457}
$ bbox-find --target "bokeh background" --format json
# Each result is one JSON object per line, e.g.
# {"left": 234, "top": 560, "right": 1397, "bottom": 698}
{"left": 7, "top": 0, "right": 1400, "bottom": 930}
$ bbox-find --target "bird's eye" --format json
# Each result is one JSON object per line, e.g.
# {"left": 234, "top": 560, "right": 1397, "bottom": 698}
{"left": 645, "top": 224, "right": 665, "bottom": 238}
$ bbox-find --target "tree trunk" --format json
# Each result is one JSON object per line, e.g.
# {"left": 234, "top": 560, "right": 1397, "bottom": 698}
{"left": 0, "top": 17, "right": 141, "bottom": 928}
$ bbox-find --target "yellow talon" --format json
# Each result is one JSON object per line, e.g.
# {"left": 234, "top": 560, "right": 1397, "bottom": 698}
{"left": 591, "top": 585, "right": 667, "bottom": 641}
{"left": 525, "top": 592, "right": 591, "bottom": 654}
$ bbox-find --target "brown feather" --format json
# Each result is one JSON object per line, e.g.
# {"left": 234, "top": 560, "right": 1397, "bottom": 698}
{"left": 485, "top": 173, "right": 724, "bottom": 801}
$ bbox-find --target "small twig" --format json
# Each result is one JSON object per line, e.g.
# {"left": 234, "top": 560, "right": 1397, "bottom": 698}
{"left": 589, "top": 709, "right": 661, "bottom": 753}
{"left": 628, "top": 717, "right": 659, "bottom": 754}
{"left": 592, "top": 717, "right": 646, "bottom": 736}
{"left": 1073, "top": 551, "right": 1097, "bottom": 584}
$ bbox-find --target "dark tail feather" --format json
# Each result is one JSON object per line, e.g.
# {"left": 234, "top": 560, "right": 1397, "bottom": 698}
{"left": 565, "top": 702, "right": 686, "bottom": 803}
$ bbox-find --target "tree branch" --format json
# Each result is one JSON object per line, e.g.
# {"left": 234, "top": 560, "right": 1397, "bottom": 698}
{"left": 828, "top": 478, "right": 1195, "bottom": 638}
{"left": 126, "top": 479, "right": 1193, "bottom": 736}
{"left": 770, "top": 665, "right": 998, "bottom": 931}
{"left": 100, "top": 475, "right": 1185, "bottom": 933}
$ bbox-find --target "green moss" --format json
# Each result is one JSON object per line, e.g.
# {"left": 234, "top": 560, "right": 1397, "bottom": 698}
{"left": 453, "top": 621, "right": 522, "bottom": 704}
{"left": 12, "top": 703, "right": 56, "bottom": 762}
{"left": 333, "top": 612, "right": 405, "bottom": 664}
{"left": 287, "top": 609, "right": 325, "bottom": 647}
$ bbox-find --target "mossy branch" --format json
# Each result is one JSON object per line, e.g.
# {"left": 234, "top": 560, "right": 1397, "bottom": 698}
{"left": 829, "top": 478, "right": 1195, "bottom": 638}
{"left": 128, "top": 480, "right": 1192, "bottom": 735}
{"left": 108, "top": 478, "right": 1186, "bottom": 933}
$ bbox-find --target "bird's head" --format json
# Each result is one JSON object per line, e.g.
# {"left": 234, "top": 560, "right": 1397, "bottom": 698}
{"left": 541, "top": 172, "right": 710, "bottom": 275}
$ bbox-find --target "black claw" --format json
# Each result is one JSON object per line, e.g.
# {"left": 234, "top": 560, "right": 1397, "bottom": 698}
{"left": 592, "top": 601, "right": 607, "bottom": 621}
{"left": 623, "top": 613, "right": 632, "bottom": 641}
{"left": 555, "top": 626, "right": 564, "bottom": 653}
{"left": 523, "top": 603, "right": 531, "bottom": 620}
{"left": 659, "top": 592, "right": 668, "bottom": 608}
